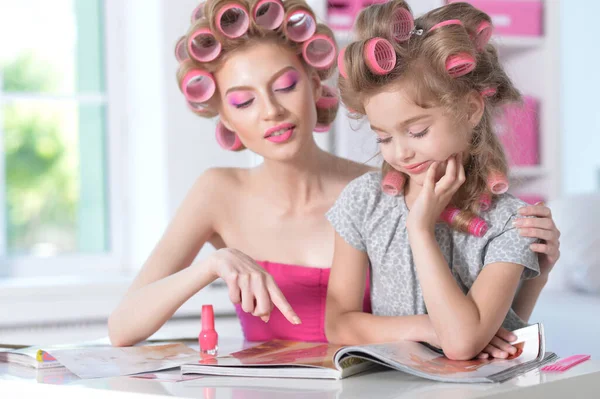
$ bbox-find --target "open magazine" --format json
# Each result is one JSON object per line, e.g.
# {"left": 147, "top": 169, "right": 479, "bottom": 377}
{"left": 181, "top": 323, "right": 558, "bottom": 383}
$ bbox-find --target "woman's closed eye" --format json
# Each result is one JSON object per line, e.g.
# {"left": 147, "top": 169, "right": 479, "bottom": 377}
{"left": 275, "top": 81, "right": 297, "bottom": 93}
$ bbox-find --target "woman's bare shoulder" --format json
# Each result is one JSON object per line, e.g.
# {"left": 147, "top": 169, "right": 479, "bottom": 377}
{"left": 190, "top": 167, "right": 249, "bottom": 203}
{"left": 329, "top": 155, "right": 378, "bottom": 184}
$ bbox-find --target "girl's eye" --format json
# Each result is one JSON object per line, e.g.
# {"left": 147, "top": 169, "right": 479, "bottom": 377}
{"left": 235, "top": 99, "right": 254, "bottom": 109}
{"left": 409, "top": 128, "right": 429, "bottom": 138}
{"left": 376, "top": 137, "right": 392, "bottom": 144}
{"left": 276, "top": 81, "right": 297, "bottom": 92}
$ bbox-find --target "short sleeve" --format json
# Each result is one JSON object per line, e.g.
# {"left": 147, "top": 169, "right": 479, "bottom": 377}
{"left": 483, "top": 202, "right": 540, "bottom": 280}
{"left": 326, "top": 172, "right": 380, "bottom": 252}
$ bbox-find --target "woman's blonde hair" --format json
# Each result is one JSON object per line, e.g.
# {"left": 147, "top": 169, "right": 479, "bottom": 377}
{"left": 339, "top": 0, "right": 521, "bottom": 234}
{"left": 175, "top": 0, "right": 339, "bottom": 151}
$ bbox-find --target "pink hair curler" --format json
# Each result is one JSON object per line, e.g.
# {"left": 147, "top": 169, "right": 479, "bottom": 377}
{"left": 337, "top": 47, "right": 348, "bottom": 79}
{"left": 215, "top": 121, "right": 244, "bottom": 151}
{"left": 365, "top": 38, "right": 396, "bottom": 75}
{"left": 488, "top": 171, "right": 509, "bottom": 194}
{"left": 440, "top": 206, "right": 488, "bottom": 237}
{"left": 187, "top": 28, "right": 222, "bottom": 62}
{"left": 474, "top": 20, "right": 493, "bottom": 51}
{"left": 481, "top": 87, "right": 497, "bottom": 98}
{"left": 316, "top": 85, "right": 339, "bottom": 109}
{"left": 175, "top": 36, "right": 190, "bottom": 62}
{"left": 478, "top": 192, "right": 492, "bottom": 212}
{"left": 302, "top": 34, "right": 336, "bottom": 69}
{"left": 191, "top": 2, "right": 206, "bottom": 23}
{"left": 253, "top": 0, "right": 284, "bottom": 30}
{"left": 284, "top": 10, "right": 316, "bottom": 42}
{"left": 216, "top": 3, "right": 250, "bottom": 38}
{"left": 181, "top": 69, "right": 216, "bottom": 103}
{"left": 314, "top": 123, "right": 331, "bottom": 133}
{"left": 429, "top": 19, "right": 464, "bottom": 33}
{"left": 446, "top": 53, "right": 476, "bottom": 77}
{"left": 187, "top": 99, "right": 214, "bottom": 116}
{"left": 381, "top": 170, "right": 406, "bottom": 196}
{"left": 391, "top": 6, "right": 414, "bottom": 42}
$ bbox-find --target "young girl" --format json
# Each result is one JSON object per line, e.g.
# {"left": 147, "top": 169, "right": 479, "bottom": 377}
{"left": 325, "top": 0, "right": 553, "bottom": 360}
{"left": 109, "top": 0, "right": 560, "bottom": 353}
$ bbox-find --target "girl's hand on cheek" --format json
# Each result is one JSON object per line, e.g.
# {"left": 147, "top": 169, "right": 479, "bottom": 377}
{"left": 407, "top": 154, "right": 466, "bottom": 235}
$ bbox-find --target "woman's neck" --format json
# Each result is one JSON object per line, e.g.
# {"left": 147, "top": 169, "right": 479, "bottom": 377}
{"left": 253, "top": 144, "right": 335, "bottom": 212}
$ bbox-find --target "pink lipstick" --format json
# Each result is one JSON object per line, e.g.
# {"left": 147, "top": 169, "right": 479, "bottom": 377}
{"left": 264, "top": 122, "right": 295, "bottom": 143}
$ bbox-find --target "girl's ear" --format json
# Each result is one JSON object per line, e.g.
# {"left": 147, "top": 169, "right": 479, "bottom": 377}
{"left": 467, "top": 91, "right": 485, "bottom": 127}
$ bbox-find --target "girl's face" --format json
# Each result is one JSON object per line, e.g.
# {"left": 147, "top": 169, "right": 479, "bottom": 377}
{"left": 364, "top": 84, "right": 483, "bottom": 188}
{"left": 215, "top": 41, "right": 321, "bottom": 160}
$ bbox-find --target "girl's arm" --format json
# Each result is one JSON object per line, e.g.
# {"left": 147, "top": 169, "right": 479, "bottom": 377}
{"left": 410, "top": 230, "right": 524, "bottom": 360}
{"left": 325, "top": 232, "right": 436, "bottom": 346}
{"left": 108, "top": 169, "right": 298, "bottom": 346}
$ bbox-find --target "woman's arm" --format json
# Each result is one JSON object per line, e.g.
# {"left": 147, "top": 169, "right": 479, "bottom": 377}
{"left": 108, "top": 169, "right": 299, "bottom": 346}
{"left": 511, "top": 203, "right": 561, "bottom": 322}
{"left": 325, "top": 232, "right": 436, "bottom": 346}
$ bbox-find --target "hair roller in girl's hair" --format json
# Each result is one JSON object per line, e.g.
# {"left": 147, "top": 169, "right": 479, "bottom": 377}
{"left": 440, "top": 206, "right": 488, "bottom": 237}
{"left": 478, "top": 192, "right": 492, "bottom": 212}
{"left": 338, "top": 46, "right": 348, "bottom": 78}
{"left": 445, "top": 52, "right": 476, "bottom": 77}
{"left": 481, "top": 87, "right": 497, "bottom": 98}
{"left": 364, "top": 38, "right": 396, "bottom": 75}
{"left": 175, "top": 36, "right": 190, "bottom": 62}
{"left": 488, "top": 170, "right": 509, "bottom": 194}
{"left": 391, "top": 5, "right": 414, "bottom": 42}
{"left": 428, "top": 19, "right": 463, "bottom": 33}
{"left": 474, "top": 20, "right": 492, "bottom": 51}
{"left": 381, "top": 170, "right": 406, "bottom": 196}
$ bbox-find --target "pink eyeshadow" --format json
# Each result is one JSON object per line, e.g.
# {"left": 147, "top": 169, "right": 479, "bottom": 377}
{"left": 273, "top": 70, "right": 299, "bottom": 90}
{"left": 227, "top": 92, "right": 253, "bottom": 106}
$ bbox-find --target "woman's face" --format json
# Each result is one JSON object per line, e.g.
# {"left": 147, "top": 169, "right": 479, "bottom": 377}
{"left": 364, "top": 84, "right": 482, "bottom": 188}
{"left": 215, "top": 41, "right": 321, "bottom": 160}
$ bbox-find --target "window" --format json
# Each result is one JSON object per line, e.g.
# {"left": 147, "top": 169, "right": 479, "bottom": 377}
{"left": 0, "top": 0, "right": 124, "bottom": 277}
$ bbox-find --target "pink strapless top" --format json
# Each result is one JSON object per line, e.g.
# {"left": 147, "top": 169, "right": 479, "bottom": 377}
{"left": 235, "top": 261, "right": 371, "bottom": 342}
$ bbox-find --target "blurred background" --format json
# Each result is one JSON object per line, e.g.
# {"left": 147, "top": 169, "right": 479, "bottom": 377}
{"left": 0, "top": 0, "right": 598, "bottom": 357}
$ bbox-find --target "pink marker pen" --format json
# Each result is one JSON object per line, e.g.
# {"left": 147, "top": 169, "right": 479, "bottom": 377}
{"left": 199, "top": 304, "right": 218, "bottom": 356}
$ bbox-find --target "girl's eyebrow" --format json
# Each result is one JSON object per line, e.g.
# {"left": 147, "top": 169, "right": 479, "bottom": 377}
{"left": 225, "top": 66, "right": 297, "bottom": 95}
{"left": 370, "top": 115, "right": 430, "bottom": 133}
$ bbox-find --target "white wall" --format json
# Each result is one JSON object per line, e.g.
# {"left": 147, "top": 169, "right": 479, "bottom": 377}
{"left": 560, "top": 0, "right": 600, "bottom": 195}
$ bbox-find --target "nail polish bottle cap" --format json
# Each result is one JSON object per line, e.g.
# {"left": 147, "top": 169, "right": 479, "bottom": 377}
{"left": 202, "top": 304, "right": 215, "bottom": 330}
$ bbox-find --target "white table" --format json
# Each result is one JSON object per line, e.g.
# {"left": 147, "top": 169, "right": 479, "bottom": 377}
{"left": 1, "top": 338, "right": 599, "bottom": 399}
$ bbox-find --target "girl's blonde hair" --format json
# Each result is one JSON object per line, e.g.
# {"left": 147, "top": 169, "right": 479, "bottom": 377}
{"left": 339, "top": 0, "right": 521, "bottom": 234}
{"left": 175, "top": 0, "right": 339, "bottom": 151}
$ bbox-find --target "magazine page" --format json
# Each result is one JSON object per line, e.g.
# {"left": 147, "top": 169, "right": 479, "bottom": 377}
{"left": 45, "top": 342, "right": 200, "bottom": 379}
{"left": 181, "top": 340, "right": 373, "bottom": 379}
{"left": 334, "top": 324, "right": 547, "bottom": 383}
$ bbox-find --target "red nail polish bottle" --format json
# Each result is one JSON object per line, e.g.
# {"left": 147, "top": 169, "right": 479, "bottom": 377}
{"left": 199, "top": 304, "right": 218, "bottom": 356}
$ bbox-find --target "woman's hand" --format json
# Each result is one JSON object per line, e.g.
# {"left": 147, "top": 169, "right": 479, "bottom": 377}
{"left": 514, "top": 203, "right": 561, "bottom": 280}
{"left": 406, "top": 154, "right": 466, "bottom": 234}
{"left": 206, "top": 248, "right": 301, "bottom": 325}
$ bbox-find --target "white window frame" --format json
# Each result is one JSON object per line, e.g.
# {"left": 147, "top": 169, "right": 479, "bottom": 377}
{"left": 0, "top": 0, "right": 128, "bottom": 278}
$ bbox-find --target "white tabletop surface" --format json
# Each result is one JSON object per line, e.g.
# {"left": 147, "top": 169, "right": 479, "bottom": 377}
{"left": 1, "top": 338, "right": 599, "bottom": 399}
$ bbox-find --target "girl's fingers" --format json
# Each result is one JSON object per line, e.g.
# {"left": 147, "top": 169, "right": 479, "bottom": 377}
{"left": 424, "top": 162, "right": 438, "bottom": 192}
{"left": 495, "top": 327, "right": 517, "bottom": 343}
{"left": 490, "top": 336, "right": 517, "bottom": 355}
{"left": 435, "top": 156, "right": 457, "bottom": 194}
{"left": 513, "top": 217, "right": 554, "bottom": 230}
{"left": 481, "top": 344, "right": 509, "bottom": 359}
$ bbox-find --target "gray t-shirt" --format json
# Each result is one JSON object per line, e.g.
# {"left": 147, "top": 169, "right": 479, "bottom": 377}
{"left": 326, "top": 171, "right": 540, "bottom": 331}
